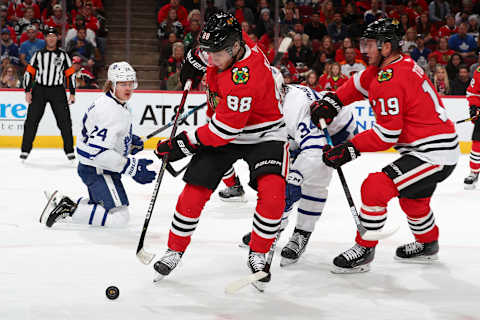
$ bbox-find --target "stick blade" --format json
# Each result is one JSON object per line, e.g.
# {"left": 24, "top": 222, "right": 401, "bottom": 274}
{"left": 224, "top": 271, "right": 268, "bottom": 294}
{"left": 137, "top": 248, "right": 156, "bottom": 265}
{"left": 361, "top": 224, "right": 400, "bottom": 241}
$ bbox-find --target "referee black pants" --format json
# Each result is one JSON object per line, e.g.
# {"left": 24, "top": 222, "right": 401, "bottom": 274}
{"left": 21, "top": 85, "right": 73, "bottom": 155}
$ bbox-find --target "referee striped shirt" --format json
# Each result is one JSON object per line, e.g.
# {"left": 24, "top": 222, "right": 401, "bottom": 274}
{"left": 23, "top": 48, "right": 76, "bottom": 94}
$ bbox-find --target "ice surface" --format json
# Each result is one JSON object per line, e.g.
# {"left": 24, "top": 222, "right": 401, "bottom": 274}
{"left": 1, "top": 149, "right": 479, "bottom": 320}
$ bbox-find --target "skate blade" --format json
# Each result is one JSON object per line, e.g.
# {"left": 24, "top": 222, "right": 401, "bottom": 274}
{"left": 251, "top": 280, "right": 267, "bottom": 292}
{"left": 39, "top": 190, "right": 59, "bottom": 224}
{"left": 219, "top": 195, "right": 248, "bottom": 203}
{"left": 153, "top": 273, "right": 166, "bottom": 283}
{"left": 464, "top": 183, "right": 476, "bottom": 190}
{"left": 394, "top": 254, "right": 439, "bottom": 264}
{"left": 238, "top": 242, "right": 249, "bottom": 248}
{"left": 331, "top": 264, "right": 370, "bottom": 274}
{"left": 280, "top": 256, "right": 298, "bottom": 267}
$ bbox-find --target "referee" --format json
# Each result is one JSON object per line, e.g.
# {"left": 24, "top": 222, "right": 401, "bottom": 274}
{"left": 20, "top": 26, "right": 76, "bottom": 162}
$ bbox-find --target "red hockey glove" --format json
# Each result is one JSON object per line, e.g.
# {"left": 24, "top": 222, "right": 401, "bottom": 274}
{"left": 322, "top": 141, "right": 360, "bottom": 169}
{"left": 155, "top": 131, "right": 198, "bottom": 162}
{"left": 310, "top": 92, "right": 343, "bottom": 126}
{"left": 470, "top": 105, "right": 480, "bottom": 123}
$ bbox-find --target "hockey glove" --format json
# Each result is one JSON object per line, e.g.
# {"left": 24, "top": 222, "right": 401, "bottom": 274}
{"left": 470, "top": 105, "right": 480, "bottom": 123}
{"left": 155, "top": 131, "right": 198, "bottom": 163}
{"left": 180, "top": 48, "right": 207, "bottom": 88}
{"left": 285, "top": 170, "right": 303, "bottom": 212}
{"left": 310, "top": 92, "right": 343, "bottom": 126}
{"left": 130, "top": 134, "right": 144, "bottom": 155}
{"left": 122, "top": 158, "right": 156, "bottom": 184}
{"left": 322, "top": 141, "right": 360, "bottom": 169}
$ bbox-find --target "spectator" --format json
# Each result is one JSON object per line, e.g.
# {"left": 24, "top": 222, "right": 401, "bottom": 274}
{"left": 157, "top": 0, "right": 188, "bottom": 27}
{"left": 288, "top": 33, "right": 313, "bottom": 69}
{"left": 0, "top": 63, "right": 20, "bottom": 87}
{"left": 428, "top": 0, "right": 450, "bottom": 24}
{"left": 280, "top": 8, "right": 298, "bottom": 35}
{"left": 416, "top": 12, "right": 436, "bottom": 46}
{"left": 44, "top": 4, "right": 68, "bottom": 37}
{"left": 450, "top": 64, "right": 471, "bottom": 95}
{"left": 279, "top": 53, "right": 299, "bottom": 83}
{"left": 281, "top": 0, "right": 300, "bottom": 21}
{"left": 401, "top": 27, "right": 417, "bottom": 55}
{"left": 72, "top": 56, "right": 98, "bottom": 89}
{"left": 446, "top": 53, "right": 464, "bottom": 82}
{"left": 335, "top": 37, "right": 360, "bottom": 63}
{"left": 411, "top": 34, "right": 431, "bottom": 69}
{"left": 424, "top": 54, "right": 437, "bottom": 82}
{"left": 327, "top": 12, "right": 348, "bottom": 43}
{"left": 437, "top": 14, "right": 457, "bottom": 39}
{"left": 342, "top": 3, "right": 359, "bottom": 27}
{"left": 318, "top": 62, "right": 347, "bottom": 91}
{"left": 69, "top": 0, "right": 84, "bottom": 22}
{"left": 66, "top": 26, "right": 95, "bottom": 70}
{"left": 81, "top": 1, "right": 100, "bottom": 33}
{"left": 41, "top": 0, "right": 61, "bottom": 22}
{"left": 16, "top": 0, "right": 41, "bottom": 20}
{"left": 430, "top": 37, "right": 455, "bottom": 66}
{"left": 14, "top": 6, "right": 35, "bottom": 37}
{"left": 312, "top": 51, "right": 328, "bottom": 78}
{"left": 19, "top": 25, "right": 44, "bottom": 67}
{"left": 167, "top": 68, "right": 182, "bottom": 90}
{"left": 320, "top": 0, "right": 335, "bottom": 26}
{"left": 433, "top": 65, "right": 449, "bottom": 95}
{"left": 467, "top": 15, "right": 479, "bottom": 39}
{"left": 166, "top": 42, "right": 184, "bottom": 78}
{"left": 319, "top": 34, "right": 335, "bottom": 60}
{"left": 228, "top": 0, "right": 255, "bottom": 26}
{"left": 185, "top": 9, "right": 201, "bottom": 32}
{"left": 18, "top": 20, "right": 44, "bottom": 45}
{"left": 241, "top": 21, "right": 250, "bottom": 34}
{"left": 470, "top": 54, "right": 480, "bottom": 78}
{"left": 183, "top": 19, "right": 200, "bottom": 52}
{"left": 0, "top": 14, "right": 17, "bottom": 44}
{"left": 0, "top": 28, "right": 20, "bottom": 67}
{"left": 448, "top": 22, "right": 477, "bottom": 62}
{"left": 364, "top": 0, "right": 387, "bottom": 26}
{"left": 255, "top": 8, "right": 274, "bottom": 38}
{"left": 303, "top": 12, "right": 325, "bottom": 42}
{"left": 301, "top": 70, "right": 321, "bottom": 91}
{"left": 64, "top": 15, "right": 96, "bottom": 49}
{"left": 340, "top": 47, "right": 366, "bottom": 77}
{"left": 157, "top": 7, "right": 184, "bottom": 40}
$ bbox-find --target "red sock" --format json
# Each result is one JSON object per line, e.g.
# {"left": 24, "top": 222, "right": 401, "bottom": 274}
{"left": 399, "top": 197, "right": 439, "bottom": 243}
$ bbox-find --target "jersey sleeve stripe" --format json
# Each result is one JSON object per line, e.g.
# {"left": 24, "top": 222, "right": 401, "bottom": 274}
{"left": 467, "top": 92, "right": 480, "bottom": 98}
{"left": 353, "top": 70, "right": 368, "bottom": 97}
{"left": 372, "top": 124, "right": 400, "bottom": 143}
{"left": 211, "top": 114, "right": 243, "bottom": 135}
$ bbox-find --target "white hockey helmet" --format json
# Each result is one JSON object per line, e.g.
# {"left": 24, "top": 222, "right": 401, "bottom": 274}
{"left": 107, "top": 61, "right": 138, "bottom": 90}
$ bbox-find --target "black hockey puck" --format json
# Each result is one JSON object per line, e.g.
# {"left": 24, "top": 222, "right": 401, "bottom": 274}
{"left": 106, "top": 286, "right": 119, "bottom": 300}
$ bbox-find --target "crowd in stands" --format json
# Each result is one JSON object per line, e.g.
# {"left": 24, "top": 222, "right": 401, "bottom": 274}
{"left": 0, "top": 0, "right": 106, "bottom": 89}
{"left": 157, "top": 0, "right": 480, "bottom": 96}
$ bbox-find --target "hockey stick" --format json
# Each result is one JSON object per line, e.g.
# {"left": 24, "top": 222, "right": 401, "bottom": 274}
{"left": 165, "top": 162, "right": 188, "bottom": 177}
{"left": 319, "top": 119, "right": 399, "bottom": 241}
{"left": 142, "top": 102, "right": 207, "bottom": 142}
{"left": 136, "top": 79, "right": 193, "bottom": 265}
{"left": 271, "top": 37, "right": 292, "bottom": 66}
{"left": 224, "top": 231, "right": 282, "bottom": 294}
{"left": 456, "top": 117, "right": 474, "bottom": 124}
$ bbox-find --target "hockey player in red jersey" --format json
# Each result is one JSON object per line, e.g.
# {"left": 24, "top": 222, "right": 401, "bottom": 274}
{"left": 465, "top": 67, "right": 480, "bottom": 189}
{"left": 153, "top": 12, "right": 288, "bottom": 291}
{"left": 310, "top": 19, "right": 459, "bottom": 273}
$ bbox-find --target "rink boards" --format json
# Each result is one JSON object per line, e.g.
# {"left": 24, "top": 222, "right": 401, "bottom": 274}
{"left": 0, "top": 89, "right": 473, "bottom": 153}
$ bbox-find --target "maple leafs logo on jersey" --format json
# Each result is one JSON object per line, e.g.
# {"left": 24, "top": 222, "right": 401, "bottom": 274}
{"left": 377, "top": 69, "right": 393, "bottom": 82}
{"left": 232, "top": 67, "right": 250, "bottom": 85}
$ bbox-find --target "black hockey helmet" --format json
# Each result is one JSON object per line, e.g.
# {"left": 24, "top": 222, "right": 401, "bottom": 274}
{"left": 199, "top": 11, "right": 242, "bottom": 53}
{"left": 361, "top": 18, "right": 403, "bottom": 51}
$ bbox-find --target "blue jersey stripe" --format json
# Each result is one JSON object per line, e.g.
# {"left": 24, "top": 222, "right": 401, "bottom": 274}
{"left": 88, "top": 203, "right": 98, "bottom": 225}
{"left": 101, "top": 209, "right": 109, "bottom": 226}
{"left": 301, "top": 194, "right": 326, "bottom": 202}
{"left": 298, "top": 208, "right": 323, "bottom": 216}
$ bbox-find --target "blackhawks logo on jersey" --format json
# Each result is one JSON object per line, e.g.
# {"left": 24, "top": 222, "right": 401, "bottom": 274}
{"left": 232, "top": 67, "right": 250, "bottom": 85}
{"left": 377, "top": 69, "right": 393, "bottom": 82}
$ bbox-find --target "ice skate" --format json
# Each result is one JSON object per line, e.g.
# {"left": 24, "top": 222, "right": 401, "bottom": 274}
{"left": 280, "top": 229, "right": 311, "bottom": 267}
{"left": 39, "top": 190, "right": 61, "bottom": 223}
{"left": 239, "top": 231, "right": 251, "bottom": 248}
{"left": 40, "top": 195, "right": 77, "bottom": 227}
{"left": 394, "top": 240, "right": 439, "bottom": 263}
{"left": 464, "top": 172, "right": 479, "bottom": 190}
{"left": 20, "top": 152, "right": 29, "bottom": 163}
{"left": 153, "top": 249, "right": 184, "bottom": 282}
{"left": 247, "top": 250, "right": 270, "bottom": 292}
{"left": 219, "top": 177, "right": 247, "bottom": 202}
{"left": 331, "top": 244, "right": 375, "bottom": 274}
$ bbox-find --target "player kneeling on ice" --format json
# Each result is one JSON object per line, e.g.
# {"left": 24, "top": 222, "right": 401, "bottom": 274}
{"left": 239, "top": 77, "right": 357, "bottom": 267}
{"left": 40, "top": 62, "right": 156, "bottom": 228}
{"left": 310, "top": 19, "right": 459, "bottom": 273}
{"left": 152, "top": 12, "right": 288, "bottom": 292}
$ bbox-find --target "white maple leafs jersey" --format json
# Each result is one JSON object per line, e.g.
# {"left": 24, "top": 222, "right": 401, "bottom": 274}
{"left": 76, "top": 92, "right": 133, "bottom": 172}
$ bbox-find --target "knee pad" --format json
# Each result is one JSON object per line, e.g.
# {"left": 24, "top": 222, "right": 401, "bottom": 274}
{"left": 399, "top": 198, "right": 431, "bottom": 219}
{"left": 176, "top": 184, "right": 213, "bottom": 218}
{"left": 257, "top": 174, "right": 286, "bottom": 219}
{"left": 361, "top": 172, "right": 398, "bottom": 206}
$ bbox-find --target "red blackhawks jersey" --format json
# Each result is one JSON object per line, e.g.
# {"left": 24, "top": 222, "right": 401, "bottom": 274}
{"left": 336, "top": 55, "right": 459, "bottom": 165}
{"left": 195, "top": 40, "right": 286, "bottom": 147}
{"left": 467, "top": 66, "right": 480, "bottom": 107}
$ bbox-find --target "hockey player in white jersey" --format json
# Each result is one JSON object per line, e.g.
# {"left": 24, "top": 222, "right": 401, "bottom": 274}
{"left": 241, "top": 68, "right": 356, "bottom": 266}
{"left": 40, "top": 62, "right": 156, "bottom": 228}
